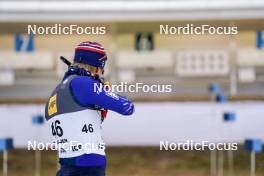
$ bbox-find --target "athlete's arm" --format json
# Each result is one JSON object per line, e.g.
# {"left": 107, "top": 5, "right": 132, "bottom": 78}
{"left": 70, "top": 76, "right": 134, "bottom": 116}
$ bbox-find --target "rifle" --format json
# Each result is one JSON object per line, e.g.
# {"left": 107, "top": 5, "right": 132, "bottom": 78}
{"left": 60, "top": 56, "right": 72, "bottom": 67}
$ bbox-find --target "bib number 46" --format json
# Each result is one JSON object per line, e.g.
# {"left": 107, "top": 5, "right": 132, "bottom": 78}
{"left": 51, "top": 120, "right": 63, "bottom": 137}
{"left": 82, "top": 124, "right": 94, "bottom": 133}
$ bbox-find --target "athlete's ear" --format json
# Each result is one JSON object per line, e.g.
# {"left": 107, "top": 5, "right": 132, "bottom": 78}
{"left": 95, "top": 67, "right": 99, "bottom": 73}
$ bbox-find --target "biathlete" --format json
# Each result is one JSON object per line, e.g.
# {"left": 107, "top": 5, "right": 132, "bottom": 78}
{"left": 45, "top": 41, "right": 134, "bottom": 176}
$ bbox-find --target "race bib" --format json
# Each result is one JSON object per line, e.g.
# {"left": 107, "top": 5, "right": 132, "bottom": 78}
{"left": 48, "top": 109, "right": 105, "bottom": 158}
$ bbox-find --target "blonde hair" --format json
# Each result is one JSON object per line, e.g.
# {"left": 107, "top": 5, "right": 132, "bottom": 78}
{"left": 73, "top": 63, "right": 98, "bottom": 73}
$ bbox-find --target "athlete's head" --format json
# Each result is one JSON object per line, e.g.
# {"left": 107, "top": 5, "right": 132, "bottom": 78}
{"left": 73, "top": 41, "right": 107, "bottom": 77}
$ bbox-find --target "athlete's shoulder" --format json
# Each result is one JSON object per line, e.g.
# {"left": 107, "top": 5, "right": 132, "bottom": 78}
{"left": 69, "top": 75, "right": 101, "bottom": 98}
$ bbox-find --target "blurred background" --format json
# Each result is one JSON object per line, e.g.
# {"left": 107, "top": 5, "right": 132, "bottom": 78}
{"left": 0, "top": 0, "right": 264, "bottom": 176}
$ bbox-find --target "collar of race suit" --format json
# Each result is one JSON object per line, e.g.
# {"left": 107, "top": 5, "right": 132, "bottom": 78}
{"left": 63, "top": 66, "right": 105, "bottom": 84}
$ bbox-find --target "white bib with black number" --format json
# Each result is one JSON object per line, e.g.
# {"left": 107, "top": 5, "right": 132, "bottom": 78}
{"left": 48, "top": 109, "right": 105, "bottom": 158}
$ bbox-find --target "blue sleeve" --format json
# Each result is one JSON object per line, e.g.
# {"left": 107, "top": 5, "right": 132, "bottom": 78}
{"left": 70, "top": 76, "right": 134, "bottom": 116}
